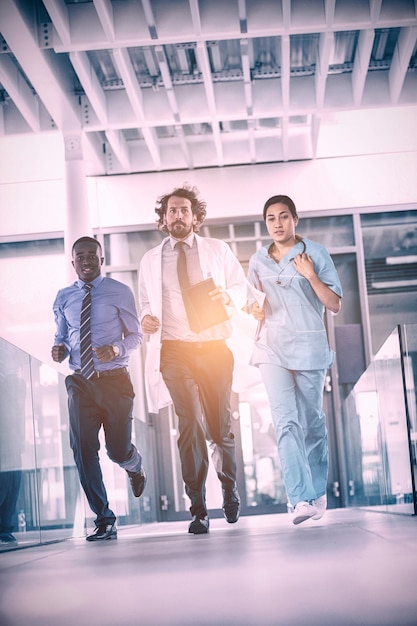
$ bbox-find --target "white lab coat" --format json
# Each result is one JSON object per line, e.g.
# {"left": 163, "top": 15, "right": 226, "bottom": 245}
{"left": 138, "top": 234, "right": 248, "bottom": 414}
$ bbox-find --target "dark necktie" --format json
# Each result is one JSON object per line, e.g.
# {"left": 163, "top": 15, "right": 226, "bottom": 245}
{"left": 175, "top": 242, "right": 200, "bottom": 332}
{"left": 176, "top": 241, "right": 191, "bottom": 290}
{"left": 80, "top": 283, "right": 95, "bottom": 379}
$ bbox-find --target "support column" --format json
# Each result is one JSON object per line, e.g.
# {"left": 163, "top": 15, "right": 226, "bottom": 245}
{"left": 63, "top": 134, "right": 91, "bottom": 281}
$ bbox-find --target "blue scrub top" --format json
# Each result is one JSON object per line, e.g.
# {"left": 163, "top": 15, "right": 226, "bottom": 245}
{"left": 247, "top": 237, "right": 343, "bottom": 370}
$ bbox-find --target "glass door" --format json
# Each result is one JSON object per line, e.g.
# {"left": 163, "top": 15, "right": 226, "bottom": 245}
{"left": 341, "top": 325, "right": 416, "bottom": 513}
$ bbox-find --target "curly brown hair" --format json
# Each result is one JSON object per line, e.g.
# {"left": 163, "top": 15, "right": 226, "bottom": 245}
{"left": 155, "top": 183, "right": 207, "bottom": 233}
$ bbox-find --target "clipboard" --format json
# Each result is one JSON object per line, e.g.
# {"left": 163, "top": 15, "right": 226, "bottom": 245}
{"left": 183, "top": 277, "right": 230, "bottom": 332}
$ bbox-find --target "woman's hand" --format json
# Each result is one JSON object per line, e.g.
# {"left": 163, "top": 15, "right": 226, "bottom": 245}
{"left": 251, "top": 302, "right": 265, "bottom": 321}
{"left": 294, "top": 254, "right": 341, "bottom": 314}
{"left": 293, "top": 252, "right": 315, "bottom": 280}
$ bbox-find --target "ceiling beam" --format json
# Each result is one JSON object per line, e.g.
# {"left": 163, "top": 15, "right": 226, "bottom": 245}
{"left": 282, "top": 0, "right": 291, "bottom": 30}
{"left": 241, "top": 39, "right": 253, "bottom": 116}
{"left": 112, "top": 47, "right": 162, "bottom": 169}
{"left": 352, "top": 29, "right": 374, "bottom": 107}
{"left": 0, "top": 52, "right": 40, "bottom": 132}
{"left": 389, "top": 26, "right": 417, "bottom": 103}
{"left": 315, "top": 32, "right": 334, "bottom": 109}
{"left": 141, "top": 0, "right": 158, "bottom": 40}
{"left": 324, "top": 0, "right": 336, "bottom": 27}
{"left": 93, "top": 0, "right": 115, "bottom": 41}
{"left": 69, "top": 50, "right": 108, "bottom": 124}
{"left": 41, "top": 0, "right": 71, "bottom": 46}
{"left": 369, "top": 0, "right": 383, "bottom": 24}
{"left": 237, "top": 0, "right": 248, "bottom": 34}
{"left": 281, "top": 34, "right": 290, "bottom": 111}
{"left": 0, "top": 0, "right": 81, "bottom": 132}
{"left": 105, "top": 128, "right": 131, "bottom": 171}
{"left": 188, "top": 0, "right": 202, "bottom": 37}
{"left": 155, "top": 45, "right": 180, "bottom": 122}
{"left": 195, "top": 41, "right": 223, "bottom": 166}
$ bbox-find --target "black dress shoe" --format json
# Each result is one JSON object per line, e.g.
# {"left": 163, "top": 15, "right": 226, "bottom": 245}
{"left": 188, "top": 515, "right": 210, "bottom": 534}
{"left": 0, "top": 533, "right": 17, "bottom": 545}
{"left": 222, "top": 485, "right": 241, "bottom": 524}
{"left": 127, "top": 466, "right": 147, "bottom": 497}
{"left": 86, "top": 524, "right": 117, "bottom": 542}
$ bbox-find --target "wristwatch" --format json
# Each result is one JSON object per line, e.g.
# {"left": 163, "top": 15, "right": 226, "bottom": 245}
{"left": 111, "top": 345, "right": 120, "bottom": 358}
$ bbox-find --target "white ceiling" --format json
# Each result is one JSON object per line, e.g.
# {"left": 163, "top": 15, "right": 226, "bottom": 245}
{"left": 0, "top": 0, "right": 416, "bottom": 176}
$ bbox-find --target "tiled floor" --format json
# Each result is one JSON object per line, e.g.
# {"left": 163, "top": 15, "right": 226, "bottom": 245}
{"left": 1, "top": 509, "right": 416, "bottom": 626}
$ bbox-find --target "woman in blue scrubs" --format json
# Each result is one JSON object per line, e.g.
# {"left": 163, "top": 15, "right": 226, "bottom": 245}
{"left": 248, "top": 195, "right": 342, "bottom": 525}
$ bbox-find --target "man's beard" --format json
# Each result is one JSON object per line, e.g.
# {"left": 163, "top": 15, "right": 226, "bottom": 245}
{"left": 168, "top": 221, "right": 193, "bottom": 239}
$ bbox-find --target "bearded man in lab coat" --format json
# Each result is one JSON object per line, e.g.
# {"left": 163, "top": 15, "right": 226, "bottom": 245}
{"left": 139, "top": 184, "right": 247, "bottom": 534}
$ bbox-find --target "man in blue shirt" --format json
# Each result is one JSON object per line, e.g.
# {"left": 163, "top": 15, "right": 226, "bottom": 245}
{"left": 52, "top": 236, "right": 146, "bottom": 541}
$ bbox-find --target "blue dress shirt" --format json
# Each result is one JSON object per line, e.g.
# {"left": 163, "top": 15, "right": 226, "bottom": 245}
{"left": 53, "top": 275, "right": 142, "bottom": 372}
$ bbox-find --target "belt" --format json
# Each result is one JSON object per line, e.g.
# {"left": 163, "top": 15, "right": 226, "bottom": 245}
{"left": 74, "top": 367, "right": 128, "bottom": 379}
{"left": 162, "top": 340, "right": 226, "bottom": 350}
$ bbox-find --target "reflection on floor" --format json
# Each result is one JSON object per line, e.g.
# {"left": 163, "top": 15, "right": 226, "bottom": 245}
{"left": 1, "top": 508, "right": 416, "bottom": 626}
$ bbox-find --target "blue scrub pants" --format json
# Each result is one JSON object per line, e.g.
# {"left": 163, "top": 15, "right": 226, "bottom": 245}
{"left": 259, "top": 364, "right": 328, "bottom": 507}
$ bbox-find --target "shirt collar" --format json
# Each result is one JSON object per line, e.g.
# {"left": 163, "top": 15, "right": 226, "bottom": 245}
{"left": 168, "top": 233, "right": 195, "bottom": 250}
{"left": 76, "top": 275, "right": 104, "bottom": 290}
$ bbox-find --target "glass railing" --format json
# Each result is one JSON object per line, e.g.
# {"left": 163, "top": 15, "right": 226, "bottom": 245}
{"left": 341, "top": 324, "right": 417, "bottom": 514}
{"left": 0, "top": 338, "right": 157, "bottom": 551}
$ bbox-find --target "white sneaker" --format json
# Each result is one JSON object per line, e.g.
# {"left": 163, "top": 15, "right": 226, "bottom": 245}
{"left": 292, "top": 501, "right": 317, "bottom": 525}
{"left": 311, "top": 495, "right": 327, "bottom": 520}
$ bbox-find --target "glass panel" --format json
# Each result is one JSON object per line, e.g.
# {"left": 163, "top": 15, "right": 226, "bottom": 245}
{"left": 30, "top": 359, "right": 78, "bottom": 543}
{"left": 342, "top": 326, "right": 414, "bottom": 513}
{"left": 104, "top": 231, "right": 165, "bottom": 266}
{"left": 259, "top": 221, "right": 268, "bottom": 237}
{"left": 361, "top": 210, "right": 417, "bottom": 354}
{"left": 332, "top": 253, "right": 361, "bottom": 325}
{"left": 298, "top": 215, "right": 354, "bottom": 247}
{"left": 0, "top": 335, "right": 157, "bottom": 552}
{"left": 401, "top": 324, "right": 417, "bottom": 513}
{"left": 290, "top": 33, "right": 319, "bottom": 70}
{"left": 0, "top": 340, "right": 40, "bottom": 550}
{"left": 234, "top": 223, "right": 256, "bottom": 238}
{"left": 331, "top": 31, "right": 358, "bottom": 67}
{"left": 372, "top": 28, "right": 400, "bottom": 63}
{"left": 201, "top": 225, "right": 230, "bottom": 239}
{"left": 0, "top": 239, "right": 66, "bottom": 369}
{"left": 235, "top": 240, "right": 258, "bottom": 264}
{"left": 107, "top": 269, "right": 138, "bottom": 303}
